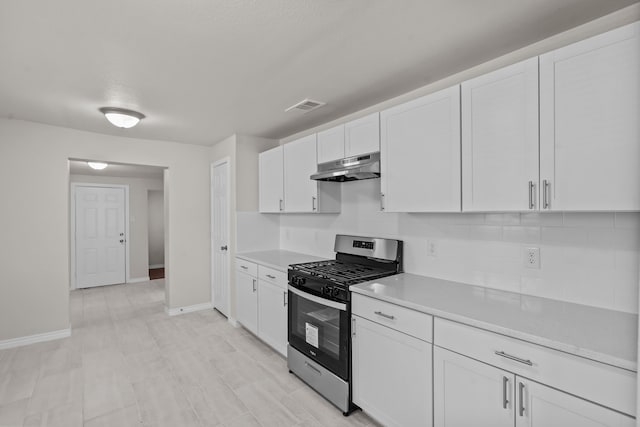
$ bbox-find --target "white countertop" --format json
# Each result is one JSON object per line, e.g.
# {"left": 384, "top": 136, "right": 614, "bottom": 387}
{"left": 351, "top": 273, "right": 638, "bottom": 372}
{"left": 236, "top": 250, "right": 325, "bottom": 272}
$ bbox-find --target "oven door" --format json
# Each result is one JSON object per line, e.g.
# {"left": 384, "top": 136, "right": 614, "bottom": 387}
{"left": 288, "top": 286, "right": 349, "bottom": 380}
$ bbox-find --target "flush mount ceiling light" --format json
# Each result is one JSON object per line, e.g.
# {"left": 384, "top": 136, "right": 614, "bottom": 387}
{"left": 99, "top": 107, "right": 145, "bottom": 129}
{"left": 87, "top": 162, "right": 108, "bottom": 170}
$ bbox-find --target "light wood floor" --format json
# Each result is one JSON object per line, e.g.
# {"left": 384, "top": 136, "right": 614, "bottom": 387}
{"left": 0, "top": 280, "right": 379, "bottom": 427}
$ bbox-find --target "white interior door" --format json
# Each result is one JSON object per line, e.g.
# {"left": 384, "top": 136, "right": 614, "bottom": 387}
{"left": 212, "top": 160, "right": 230, "bottom": 316}
{"left": 75, "top": 186, "right": 126, "bottom": 288}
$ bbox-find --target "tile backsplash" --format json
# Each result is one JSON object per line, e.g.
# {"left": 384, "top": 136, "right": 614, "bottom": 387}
{"left": 278, "top": 179, "right": 640, "bottom": 313}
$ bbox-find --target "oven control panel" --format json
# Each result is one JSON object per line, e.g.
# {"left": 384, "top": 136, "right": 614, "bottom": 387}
{"left": 352, "top": 240, "right": 374, "bottom": 250}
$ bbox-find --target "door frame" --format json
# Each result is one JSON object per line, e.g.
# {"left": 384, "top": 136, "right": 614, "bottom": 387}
{"left": 211, "top": 157, "right": 232, "bottom": 317}
{"left": 70, "top": 183, "right": 130, "bottom": 290}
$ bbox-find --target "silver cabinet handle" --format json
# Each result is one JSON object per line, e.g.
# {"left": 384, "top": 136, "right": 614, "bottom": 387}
{"left": 252, "top": 279, "right": 256, "bottom": 292}
{"left": 380, "top": 193, "right": 385, "bottom": 211}
{"left": 312, "top": 196, "right": 317, "bottom": 211}
{"left": 528, "top": 181, "right": 535, "bottom": 209}
{"left": 279, "top": 199, "right": 284, "bottom": 211}
{"left": 304, "top": 361, "right": 321, "bottom": 375}
{"left": 495, "top": 351, "right": 533, "bottom": 366}
{"left": 283, "top": 291, "right": 287, "bottom": 307}
{"left": 374, "top": 311, "right": 395, "bottom": 320}
{"left": 352, "top": 317, "right": 356, "bottom": 337}
{"left": 502, "top": 376, "right": 509, "bottom": 409}
{"left": 240, "top": 265, "right": 248, "bottom": 270}
{"left": 543, "top": 180, "right": 550, "bottom": 209}
{"left": 518, "top": 382, "right": 525, "bottom": 416}
{"left": 266, "top": 274, "right": 276, "bottom": 279}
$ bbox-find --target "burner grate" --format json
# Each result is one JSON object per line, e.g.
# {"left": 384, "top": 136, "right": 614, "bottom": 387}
{"left": 290, "top": 260, "right": 393, "bottom": 286}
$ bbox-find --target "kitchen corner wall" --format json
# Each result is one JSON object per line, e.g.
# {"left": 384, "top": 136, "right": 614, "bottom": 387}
{"left": 279, "top": 179, "right": 640, "bottom": 314}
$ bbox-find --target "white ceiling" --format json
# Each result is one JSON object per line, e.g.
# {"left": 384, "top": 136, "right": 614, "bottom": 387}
{"left": 1, "top": 1, "right": 637, "bottom": 146}
{"left": 69, "top": 160, "right": 165, "bottom": 180}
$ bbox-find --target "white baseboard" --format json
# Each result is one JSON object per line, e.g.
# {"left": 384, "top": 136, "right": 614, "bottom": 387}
{"left": 149, "top": 264, "right": 165, "bottom": 269}
{"left": 128, "top": 276, "right": 150, "bottom": 284}
{"left": 165, "top": 302, "right": 213, "bottom": 316}
{"left": 228, "top": 317, "right": 239, "bottom": 327}
{"left": 0, "top": 328, "right": 71, "bottom": 350}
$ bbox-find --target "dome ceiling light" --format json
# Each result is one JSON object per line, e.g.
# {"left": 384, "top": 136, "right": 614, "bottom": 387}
{"left": 99, "top": 107, "right": 145, "bottom": 129}
{"left": 87, "top": 162, "right": 108, "bottom": 170}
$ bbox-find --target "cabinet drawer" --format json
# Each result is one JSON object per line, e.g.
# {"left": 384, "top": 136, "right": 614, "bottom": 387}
{"left": 258, "top": 265, "right": 287, "bottom": 289}
{"left": 352, "top": 294, "right": 432, "bottom": 342}
{"left": 434, "top": 318, "right": 636, "bottom": 416}
{"left": 235, "top": 258, "right": 257, "bottom": 276}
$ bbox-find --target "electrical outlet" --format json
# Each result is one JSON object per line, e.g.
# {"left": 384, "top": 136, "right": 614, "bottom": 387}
{"left": 427, "top": 241, "right": 437, "bottom": 257}
{"left": 524, "top": 247, "right": 540, "bottom": 269}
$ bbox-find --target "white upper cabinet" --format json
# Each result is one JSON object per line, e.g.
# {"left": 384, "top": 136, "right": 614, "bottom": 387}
{"left": 380, "top": 86, "right": 461, "bottom": 212}
{"left": 316, "top": 112, "right": 379, "bottom": 164}
{"left": 462, "top": 58, "right": 539, "bottom": 212}
{"left": 258, "top": 146, "right": 284, "bottom": 213}
{"left": 317, "top": 124, "right": 345, "bottom": 164}
{"left": 540, "top": 22, "right": 640, "bottom": 211}
{"left": 283, "top": 134, "right": 340, "bottom": 213}
{"left": 345, "top": 112, "right": 380, "bottom": 157}
{"left": 284, "top": 135, "right": 318, "bottom": 212}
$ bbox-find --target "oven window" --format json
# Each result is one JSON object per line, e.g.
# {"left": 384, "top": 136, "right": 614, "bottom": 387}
{"left": 288, "top": 290, "right": 349, "bottom": 379}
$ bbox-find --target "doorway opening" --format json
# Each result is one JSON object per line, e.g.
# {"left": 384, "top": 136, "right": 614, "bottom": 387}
{"left": 69, "top": 159, "right": 167, "bottom": 290}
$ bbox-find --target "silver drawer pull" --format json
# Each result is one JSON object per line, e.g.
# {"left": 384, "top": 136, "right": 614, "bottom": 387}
{"left": 304, "top": 361, "right": 321, "bottom": 375}
{"left": 374, "top": 311, "right": 395, "bottom": 320}
{"left": 495, "top": 351, "right": 533, "bottom": 366}
{"left": 240, "top": 265, "right": 248, "bottom": 270}
{"left": 266, "top": 274, "right": 276, "bottom": 279}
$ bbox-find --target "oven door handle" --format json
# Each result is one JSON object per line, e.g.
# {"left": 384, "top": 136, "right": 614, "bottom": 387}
{"left": 288, "top": 286, "right": 347, "bottom": 311}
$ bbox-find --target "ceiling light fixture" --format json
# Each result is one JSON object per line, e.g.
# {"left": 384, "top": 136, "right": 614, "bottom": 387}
{"left": 99, "top": 107, "right": 145, "bottom": 129}
{"left": 87, "top": 162, "right": 108, "bottom": 170}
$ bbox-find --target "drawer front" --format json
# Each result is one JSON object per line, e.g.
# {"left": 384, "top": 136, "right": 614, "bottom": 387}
{"left": 434, "top": 318, "right": 636, "bottom": 416}
{"left": 352, "top": 294, "right": 432, "bottom": 342}
{"left": 258, "top": 265, "right": 287, "bottom": 289}
{"left": 235, "top": 258, "right": 257, "bottom": 276}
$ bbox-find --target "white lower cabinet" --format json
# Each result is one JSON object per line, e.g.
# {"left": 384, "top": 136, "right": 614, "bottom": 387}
{"left": 434, "top": 347, "right": 513, "bottom": 427}
{"left": 352, "top": 299, "right": 433, "bottom": 427}
{"left": 434, "top": 347, "right": 634, "bottom": 427}
{"left": 235, "top": 269, "right": 258, "bottom": 335}
{"left": 516, "top": 378, "right": 635, "bottom": 427}
{"left": 257, "top": 278, "right": 288, "bottom": 356}
{"left": 235, "top": 258, "right": 288, "bottom": 357}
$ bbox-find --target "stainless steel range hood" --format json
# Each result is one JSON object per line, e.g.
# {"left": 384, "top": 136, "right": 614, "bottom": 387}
{"left": 310, "top": 152, "right": 380, "bottom": 182}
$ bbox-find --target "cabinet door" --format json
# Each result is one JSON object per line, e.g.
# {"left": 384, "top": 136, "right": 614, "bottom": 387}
{"left": 515, "top": 378, "right": 635, "bottom": 427}
{"left": 380, "top": 86, "right": 461, "bottom": 212}
{"left": 257, "top": 279, "right": 287, "bottom": 356}
{"left": 236, "top": 271, "right": 258, "bottom": 335}
{"left": 462, "top": 57, "right": 539, "bottom": 211}
{"left": 433, "top": 347, "right": 513, "bottom": 427}
{"left": 540, "top": 22, "right": 640, "bottom": 211}
{"left": 352, "top": 315, "right": 432, "bottom": 427}
{"left": 259, "top": 146, "right": 284, "bottom": 213}
{"left": 345, "top": 112, "right": 380, "bottom": 157}
{"left": 283, "top": 134, "right": 318, "bottom": 212}
{"left": 317, "top": 125, "right": 345, "bottom": 164}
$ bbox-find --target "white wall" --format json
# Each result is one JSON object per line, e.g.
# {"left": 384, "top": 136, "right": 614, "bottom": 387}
{"left": 148, "top": 190, "right": 165, "bottom": 267}
{"left": 70, "top": 174, "right": 163, "bottom": 281}
{"left": 279, "top": 180, "right": 640, "bottom": 314}
{"left": 0, "top": 118, "right": 210, "bottom": 342}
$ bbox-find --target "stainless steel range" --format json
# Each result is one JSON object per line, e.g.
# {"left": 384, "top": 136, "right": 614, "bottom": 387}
{"left": 287, "top": 235, "right": 403, "bottom": 415}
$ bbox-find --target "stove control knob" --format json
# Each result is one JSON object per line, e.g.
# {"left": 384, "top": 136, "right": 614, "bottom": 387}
{"left": 322, "top": 286, "right": 330, "bottom": 295}
{"left": 331, "top": 288, "right": 341, "bottom": 297}
{"left": 292, "top": 276, "right": 306, "bottom": 286}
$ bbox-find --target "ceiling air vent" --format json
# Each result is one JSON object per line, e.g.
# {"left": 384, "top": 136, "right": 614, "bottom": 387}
{"left": 285, "top": 98, "right": 326, "bottom": 113}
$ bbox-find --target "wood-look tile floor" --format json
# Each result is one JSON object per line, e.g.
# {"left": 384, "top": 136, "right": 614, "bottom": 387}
{"left": 0, "top": 280, "right": 379, "bottom": 427}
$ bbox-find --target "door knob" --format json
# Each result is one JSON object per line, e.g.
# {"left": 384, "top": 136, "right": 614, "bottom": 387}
{"left": 220, "top": 245, "right": 228, "bottom": 251}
